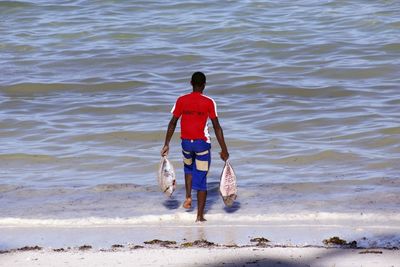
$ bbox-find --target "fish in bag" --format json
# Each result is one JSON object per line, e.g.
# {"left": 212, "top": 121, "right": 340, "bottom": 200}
{"left": 158, "top": 156, "right": 176, "bottom": 197}
{"left": 219, "top": 160, "right": 237, "bottom": 207}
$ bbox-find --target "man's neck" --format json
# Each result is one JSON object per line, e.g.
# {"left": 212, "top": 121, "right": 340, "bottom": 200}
{"left": 192, "top": 86, "right": 204, "bottom": 93}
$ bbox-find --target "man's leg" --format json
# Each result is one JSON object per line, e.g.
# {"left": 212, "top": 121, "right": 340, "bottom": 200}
{"left": 182, "top": 140, "right": 194, "bottom": 209}
{"left": 192, "top": 143, "right": 211, "bottom": 222}
{"left": 196, "top": 190, "right": 207, "bottom": 222}
{"left": 183, "top": 173, "right": 192, "bottom": 209}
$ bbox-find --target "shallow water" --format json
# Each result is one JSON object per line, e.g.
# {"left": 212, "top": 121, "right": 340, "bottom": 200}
{"left": 0, "top": 0, "right": 399, "bottom": 223}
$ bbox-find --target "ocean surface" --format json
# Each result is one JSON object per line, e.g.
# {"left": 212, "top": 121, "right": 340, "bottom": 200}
{"left": 1, "top": 0, "right": 400, "bottom": 240}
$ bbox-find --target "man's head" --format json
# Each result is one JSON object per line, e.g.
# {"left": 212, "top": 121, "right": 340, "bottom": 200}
{"left": 191, "top": 72, "right": 206, "bottom": 92}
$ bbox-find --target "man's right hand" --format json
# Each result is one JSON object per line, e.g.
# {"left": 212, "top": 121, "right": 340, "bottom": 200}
{"left": 161, "top": 145, "right": 169, "bottom": 157}
{"left": 220, "top": 150, "right": 229, "bottom": 161}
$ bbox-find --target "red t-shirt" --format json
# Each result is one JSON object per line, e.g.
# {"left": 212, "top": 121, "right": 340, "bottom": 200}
{"left": 171, "top": 92, "right": 218, "bottom": 143}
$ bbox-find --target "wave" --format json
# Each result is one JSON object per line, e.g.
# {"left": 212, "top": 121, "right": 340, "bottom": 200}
{"left": 0, "top": 184, "right": 24, "bottom": 193}
{"left": 379, "top": 126, "right": 400, "bottom": 135}
{"left": 211, "top": 85, "right": 363, "bottom": 99}
{"left": 57, "top": 104, "right": 165, "bottom": 116}
{"left": 0, "top": 1, "right": 33, "bottom": 8}
{"left": 0, "top": 153, "right": 58, "bottom": 163}
{"left": 92, "top": 183, "right": 153, "bottom": 192}
{"left": 270, "top": 150, "right": 363, "bottom": 165}
{"left": 69, "top": 130, "right": 164, "bottom": 143}
{"left": 0, "top": 176, "right": 397, "bottom": 194}
{"left": 0, "top": 183, "right": 155, "bottom": 193}
{"left": 264, "top": 86, "right": 362, "bottom": 99}
{"left": 0, "top": 81, "right": 145, "bottom": 96}
{"left": 1, "top": 212, "right": 399, "bottom": 227}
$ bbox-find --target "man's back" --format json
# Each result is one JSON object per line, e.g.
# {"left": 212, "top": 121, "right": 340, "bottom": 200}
{"left": 171, "top": 91, "right": 217, "bottom": 142}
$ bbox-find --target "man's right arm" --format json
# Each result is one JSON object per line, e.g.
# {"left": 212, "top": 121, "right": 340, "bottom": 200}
{"left": 211, "top": 117, "right": 229, "bottom": 161}
{"left": 161, "top": 116, "right": 179, "bottom": 156}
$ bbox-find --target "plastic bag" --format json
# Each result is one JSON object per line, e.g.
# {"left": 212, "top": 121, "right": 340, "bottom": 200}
{"left": 219, "top": 160, "right": 237, "bottom": 207}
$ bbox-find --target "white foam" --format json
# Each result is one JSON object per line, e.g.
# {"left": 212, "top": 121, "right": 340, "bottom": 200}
{"left": 1, "top": 212, "right": 400, "bottom": 228}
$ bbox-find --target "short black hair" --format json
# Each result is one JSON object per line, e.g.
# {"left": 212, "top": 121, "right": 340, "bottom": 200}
{"left": 191, "top": 72, "right": 206, "bottom": 86}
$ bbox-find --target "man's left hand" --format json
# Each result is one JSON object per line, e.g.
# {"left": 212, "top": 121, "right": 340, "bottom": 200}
{"left": 220, "top": 150, "right": 229, "bottom": 161}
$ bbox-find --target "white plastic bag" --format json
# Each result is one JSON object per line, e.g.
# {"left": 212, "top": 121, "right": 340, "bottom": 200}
{"left": 219, "top": 160, "right": 237, "bottom": 207}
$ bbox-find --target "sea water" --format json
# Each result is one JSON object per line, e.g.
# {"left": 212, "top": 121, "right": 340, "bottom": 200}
{"left": 0, "top": 0, "right": 400, "bottom": 246}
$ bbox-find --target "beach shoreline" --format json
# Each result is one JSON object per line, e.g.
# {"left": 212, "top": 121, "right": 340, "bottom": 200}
{"left": 1, "top": 245, "right": 399, "bottom": 267}
{"left": 2, "top": 212, "right": 400, "bottom": 250}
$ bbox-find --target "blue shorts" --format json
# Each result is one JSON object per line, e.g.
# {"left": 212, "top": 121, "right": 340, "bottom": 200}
{"left": 181, "top": 139, "right": 211, "bottom": 191}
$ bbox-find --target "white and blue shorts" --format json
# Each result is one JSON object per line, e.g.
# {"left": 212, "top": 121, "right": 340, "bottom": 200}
{"left": 181, "top": 139, "right": 211, "bottom": 191}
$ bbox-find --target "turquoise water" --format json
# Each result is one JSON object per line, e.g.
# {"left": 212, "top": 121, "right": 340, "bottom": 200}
{"left": 0, "top": 1, "right": 399, "bottom": 222}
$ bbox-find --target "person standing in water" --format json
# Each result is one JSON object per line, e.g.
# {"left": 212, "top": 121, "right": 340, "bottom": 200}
{"left": 161, "top": 72, "right": 229, "bottom": 222}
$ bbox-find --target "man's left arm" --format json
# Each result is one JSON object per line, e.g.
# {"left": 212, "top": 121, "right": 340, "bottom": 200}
{"left": 211, "top": 117, "right": 229, "bottom": 161}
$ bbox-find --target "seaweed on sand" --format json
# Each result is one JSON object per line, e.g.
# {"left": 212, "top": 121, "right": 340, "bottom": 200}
{"left": 78, "top": 245, "right": 92, "bottom": 251}
{"left": 17, "top": 245, "right": 42, "bottom": 251}
{"left": 323, "top": 236, "right": 357, "bottom": 248}
{"left": 250, "top": 237, "right": 270, "bottom": 243}
{"left": 181, "top": 239, "right": 216, "bottom": 248}
{"left": 359, "top": 250, "right": 383, "bottom": 254}
{"left": 131, "top": 245, "right": 144, "bottom": 249}
{"left": 250, "top": 237, "right": 270, "bottom": 247}
{"left": 143, "top": 239, "right": 177, "bottom": 247}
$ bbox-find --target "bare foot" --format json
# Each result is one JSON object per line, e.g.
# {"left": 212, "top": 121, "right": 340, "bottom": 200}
{"left": 182, "top": 197, "right": 192, "bottom": 209}
{"left": 196, "top": 217, "right": 207, "bottom": 222}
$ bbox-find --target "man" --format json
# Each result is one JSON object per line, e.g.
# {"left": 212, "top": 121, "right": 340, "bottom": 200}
{"left": 161, "top": 72, "right": 229, "bottom": 222}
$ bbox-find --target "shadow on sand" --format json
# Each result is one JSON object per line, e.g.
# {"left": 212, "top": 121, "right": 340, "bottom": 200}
{"left": 223, "top": 201, "right": 241, "bottom": 213}
{"left": 205, "top": 246, "right": 393, "bottom": 267}
{"left": 207, "top": 258, "right": 305, "bottom": 267}
{"left": 204, "top": 232, "right": 400, "bottom": 267}
{"left": 162, "top": 198, "right": 181, "bottom": 210}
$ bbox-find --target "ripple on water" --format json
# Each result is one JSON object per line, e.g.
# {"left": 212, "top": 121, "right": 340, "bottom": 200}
{"left": 0, "top": 0, "right": 399, "bottom": 192}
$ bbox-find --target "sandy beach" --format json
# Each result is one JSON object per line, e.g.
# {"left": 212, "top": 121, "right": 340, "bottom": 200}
{"left": 1, "top": 246, "right": 399, "bottom": 267}
{"left": 1, "top": 219, "right": 399, "bottom": 267}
